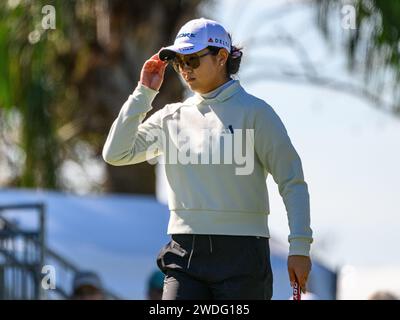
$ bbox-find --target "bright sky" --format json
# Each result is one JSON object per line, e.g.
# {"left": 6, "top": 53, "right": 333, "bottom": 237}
{"left": 158, "top": 0, "right": 400, "bottom": 299}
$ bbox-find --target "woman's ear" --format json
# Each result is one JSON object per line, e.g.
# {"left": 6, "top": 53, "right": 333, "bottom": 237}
{"left": 218, "top": 49, "right": 229, "bottom": 66}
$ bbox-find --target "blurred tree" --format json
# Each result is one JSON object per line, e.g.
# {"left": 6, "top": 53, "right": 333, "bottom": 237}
{"left": 0, "top": 1, "right": 59, "bottom": 188}
{"left": 315, "top": 0, "right": 400, "bottom": 115}
{"left": 0, "top": 0, "right": 208, "bottom": 194}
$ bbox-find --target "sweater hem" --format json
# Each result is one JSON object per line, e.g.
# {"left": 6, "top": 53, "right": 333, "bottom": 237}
{"left": 167, "top": 209, "right": 270, "bottom": 238}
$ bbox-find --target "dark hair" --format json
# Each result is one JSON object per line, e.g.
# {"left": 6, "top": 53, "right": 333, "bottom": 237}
{"left": 207, "top": 34, "right": 243, "bottom": 77}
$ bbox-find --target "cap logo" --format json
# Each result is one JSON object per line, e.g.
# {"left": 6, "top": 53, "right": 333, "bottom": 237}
{"left": 214, "top": 38, "right": 229, "bottom": 47}
{"left": 176, "top": 32, "right": 196, "bottom": 39}
{"left": 208, "top": 38, "right": 214, "bottom": 43}
{"left": 179, "top": 47, "right": 194, "bottom": 52}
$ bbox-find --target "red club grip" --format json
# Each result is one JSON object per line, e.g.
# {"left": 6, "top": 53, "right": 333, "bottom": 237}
{"left": 293, "top": 282, "right": 301, "bottom": 300}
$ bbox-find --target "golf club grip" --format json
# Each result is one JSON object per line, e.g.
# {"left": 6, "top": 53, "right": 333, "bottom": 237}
{"left": 293, "top": 281, "right": 301, "bottom": 300}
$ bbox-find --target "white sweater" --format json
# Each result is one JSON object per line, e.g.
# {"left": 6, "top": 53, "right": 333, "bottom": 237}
{"left": 102, "top": 80, "right": 313, "bottom": 256}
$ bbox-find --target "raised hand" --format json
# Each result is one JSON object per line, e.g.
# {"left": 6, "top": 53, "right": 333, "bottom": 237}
{"left": 139, "top": 51, "right": 168, "bottom": 91}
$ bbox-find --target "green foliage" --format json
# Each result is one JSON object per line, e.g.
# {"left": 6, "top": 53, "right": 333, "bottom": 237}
{"left": 315, "top": 0, "right": 400, "bottom": 113}
{"left": 0, "top": 0, "right": 63, "bottom": 188}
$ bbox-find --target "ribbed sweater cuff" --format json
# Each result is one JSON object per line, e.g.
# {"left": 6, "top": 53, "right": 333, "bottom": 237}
{"left": 289, "top": 238, "right": 312, "bottom": 256}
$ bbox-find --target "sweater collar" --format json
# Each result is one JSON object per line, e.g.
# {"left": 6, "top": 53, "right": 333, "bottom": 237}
{"left": 188, "top": 80, "right": 242, "bottom": 104}
{"left": 200, "top": 79, "right": 235, "bottom": 99}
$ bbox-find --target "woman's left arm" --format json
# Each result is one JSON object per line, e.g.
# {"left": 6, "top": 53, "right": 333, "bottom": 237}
{"left": 253, "top": 103, "right": 313, "bottom": 257}
{"left": 253, "top": 102, "right": 313, "bottom": 293}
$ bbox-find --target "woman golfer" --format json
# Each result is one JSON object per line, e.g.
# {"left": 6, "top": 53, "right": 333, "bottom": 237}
{"left": 103, "top": 18, "right": 313, "bottom": 300}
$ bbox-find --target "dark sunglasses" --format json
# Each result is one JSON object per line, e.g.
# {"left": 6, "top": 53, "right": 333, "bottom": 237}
{"left": 170, "top": 50, "right": 213, "bottom": 73}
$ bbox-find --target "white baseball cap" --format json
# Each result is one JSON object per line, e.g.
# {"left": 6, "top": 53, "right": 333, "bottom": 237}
{"left": 159, "top": 18, "right": 231, "bottom": 61}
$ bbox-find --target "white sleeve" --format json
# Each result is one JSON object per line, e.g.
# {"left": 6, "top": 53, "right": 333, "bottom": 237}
{"left": 102, "top": 83, "right": 164, "bottom": 166}
{"left": 254, "top": 103, "right": 313, "bottom": 256}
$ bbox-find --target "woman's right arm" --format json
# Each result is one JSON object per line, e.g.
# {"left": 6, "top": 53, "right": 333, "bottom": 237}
{"left": 102, "top": 52, "right": 168, "bottom": 166}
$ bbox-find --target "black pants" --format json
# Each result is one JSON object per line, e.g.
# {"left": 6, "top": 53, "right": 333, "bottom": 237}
{"left": 156, "top": 234, "right": 273, "bottom": 300}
